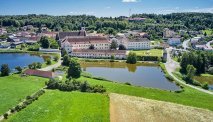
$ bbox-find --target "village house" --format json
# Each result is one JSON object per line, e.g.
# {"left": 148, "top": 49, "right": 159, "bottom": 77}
{"left": 39, "top": 32, "right": 57, "bottom": 39}
{"left": 127, "top": 38, "right": 150, "bottom": 50}
{"left": 0, "top": 28, "right": 7, "bottom": 35}
{"left": 71, "top": 49, "right": 126, "bottom": 59}
{"left": 23, "top": 69, "right": 55, "bottom": 78}
{"left": 191, "top": 37, "right": 202, "bottom": 44}
{"left": 62, "top": 36, "right": 110, "bottom": 54}
{"left": 167, "top": 38, "right": 181, "bottom": 46}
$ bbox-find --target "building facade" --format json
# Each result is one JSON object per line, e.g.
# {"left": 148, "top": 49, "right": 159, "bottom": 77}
{"left": 61, "top": 36, "right": 110, "bottom": 54}
{"left": 71, "top": 49, "right": 126, "bottom": 59}
{"left": 127, "top": 38, "right": 150, "bottom": 50}
{"left": 168, "top": 38, "right": 181, "bottom": 46}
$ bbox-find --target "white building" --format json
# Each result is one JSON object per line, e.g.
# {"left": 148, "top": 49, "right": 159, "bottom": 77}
{"left": 61, "top": 36, "right": 110, "bottom": 54}
{"left": 127, "top": 38, "right": 150, "bottom": 50}
{"left": 191, "top": 37, "right": 202, "bottom": 44}
{"left": 71, "top": 49, "right": 126, "bottom": 59}
{"left": 168, "top": 38, "right": 181, "bottom": 46}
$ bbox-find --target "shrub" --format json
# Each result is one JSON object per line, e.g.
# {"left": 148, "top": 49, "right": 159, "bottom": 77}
{"left": 15, "top": 66, "right": 22, "bottom": 73}
{"left": 202, "top": 82, "right": 209, "bottom": 90}
{"left": 10, "top": 108, "right": 15, "bottom": 113}
{"left": 46, "top": 58, "right": 52, "bottom": 65}
{"left": 125, "top": 82, "right": 131, "bottom": 85}
{"left": 3, "top": 113, "right": 8, "bottom": 119}
{"left": 54, "top": 55, "right": 59, "bottom": 62}
{"left": 1, "top": 64, "right": 10, "bottom": 76}
{"left": 126, "top": 52, "right": 137, "bottom": 64}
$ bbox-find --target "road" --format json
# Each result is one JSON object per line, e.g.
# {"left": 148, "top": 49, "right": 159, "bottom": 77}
{"left": 182, "top": 39, "right": 190, "bottom": 50}
{"left": 39, "top": 52, "right": 62, "bottom": 71}
{"left": 165, "top": 48, "right": 213, "bottom": 95}
{"left": 206, "top": 40, "right": 213, "bottom": 49}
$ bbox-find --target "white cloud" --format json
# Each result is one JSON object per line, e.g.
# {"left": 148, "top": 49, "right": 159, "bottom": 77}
{"left": 122, "top": 0, "right": 138, "bottom": 3}
{"left": 105, "top": 6, "right": 111, "bottom": 9}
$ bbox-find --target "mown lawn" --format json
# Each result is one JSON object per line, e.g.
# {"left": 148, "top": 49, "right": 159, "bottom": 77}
{"left": 132, "top": 49, "right": 163, "bottom": 57}
{"left": 78, "top": 76, "right": 213, "bottom": 111}
{"left": 7, "top": 91, "right": 109, "bottom": 122}
{"left": 0, "top": 75, "right": 47, "bottom": 115}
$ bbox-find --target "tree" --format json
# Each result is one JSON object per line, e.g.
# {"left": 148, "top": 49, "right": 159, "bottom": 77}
{"left": 126, "top": 52, "right": 137, "bottom": 64}
{"left": 1, "top": 64, "right": 10, "bottom": 76}
{"left": 110, "top": 40, "right": 118, "bottom": 49}
{"left": 62, "top": 55, "right": 70, "bottom": 66}
{"left": 46, "top": 58, "right": 52, "bottom": 65}
{"left": 53, "top": 55, "right": 59, "bottom": 62}
{"left": 204, "top": 32, "right": 207, "bottom": 36}
{"left": 61, "top": 48, "right": 67, "bottom": 57}
{"left": 110, "top": 55, "right": 115, "bottom": 62}
{"left": 118, "top": 44, "right": 126, "bottom": 50}
{"left": 180, "top": 53, "right": 189, "bottom": 73}
{"left": 208, "top": 67, "right": 213, "bottom": 75}
{"left": 67, "top": 58, "right": 81, "bottom": 78}
{"left": 15, "top": 66, "right": 22, "bottom": 73}
{"left": 36, "top": 62, "right": 42, "bottom": 69}
{"left": 40, "top": 36, "right": 50, "bottom": 48}
{"left": 186, "top": 65, "right": 196, "bottom": 83}
{"left": 89, "top": 44, "right": 95, "bottom": 49}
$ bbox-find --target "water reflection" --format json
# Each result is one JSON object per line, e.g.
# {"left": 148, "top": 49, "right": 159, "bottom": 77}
{"left": 80, "top": 61, "right": 180, "bottom": 91}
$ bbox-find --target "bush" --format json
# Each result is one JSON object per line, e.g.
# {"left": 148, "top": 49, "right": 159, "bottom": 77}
{"left": 46, "top": 58, "right": 52, "bottom": 65}
{"left": 15, "top": 66, "right": 22, "bottom": 73}
{"left": 125, "top": 82, "right": 131, "bottom": 85}
{"left": 54, "top": 55, "right": 59, "bottom": 62}
{"left": 46, "top": 79, "right": 106, "bottom": 93}
{"left": 202, "top": 82, "right": 209, "bottom": 90}
{"left": 1, "top": 64, "right": 10, "bottom": 76}
{"left": 3, "top": 113, "right": 8, "bottom": 119}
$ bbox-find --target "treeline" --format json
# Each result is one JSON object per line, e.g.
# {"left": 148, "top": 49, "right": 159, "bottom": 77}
{"left": 180, "top": 51, "right": 213, "bottom": 74}
{"left": 0, "top": 13, "right": 213, "bottom": 39}
{"left": 46, "top": 79, "right": 106, "bottom": 93}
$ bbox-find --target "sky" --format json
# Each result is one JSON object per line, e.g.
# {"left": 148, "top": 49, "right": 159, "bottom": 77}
{"left": 0, "top": 0, "right": 213, "bottom": 17}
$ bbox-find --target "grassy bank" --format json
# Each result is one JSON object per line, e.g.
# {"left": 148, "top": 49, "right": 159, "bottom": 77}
{"left": 132, "top": 49, "right": 163, "bottom": 57}
{"left": 78, "top": 76, "right": 213, "bottom": 111}
{"left": 7, "top": 91, "right": 109, "bottom": 122}
{"left": 0, "top": 75, "right": 47, "bottom": 115}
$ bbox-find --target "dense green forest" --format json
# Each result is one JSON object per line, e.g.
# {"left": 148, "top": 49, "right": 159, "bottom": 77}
{"left": 0, "top": 13, "right": 213, "bottom": 39}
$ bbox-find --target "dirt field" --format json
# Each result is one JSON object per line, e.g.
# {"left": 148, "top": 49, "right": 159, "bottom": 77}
{"left": 110, "top": 93, "right": 213, "bottom": 122}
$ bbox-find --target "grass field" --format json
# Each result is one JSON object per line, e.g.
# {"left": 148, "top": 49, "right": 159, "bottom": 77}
{"left": 132, "top": 49, "right": 163, "bottom": 57}
{"left": 78, "top": 76, "right": 213, "bottom": 111}
{"left": 7, "top": 91, "right": 109, "bottom": 122}
{"left": 203, "top": 29, "right": 213, "bottom": 36}
{"left": 0, "top": 75, "right": 47, "bottom": 115}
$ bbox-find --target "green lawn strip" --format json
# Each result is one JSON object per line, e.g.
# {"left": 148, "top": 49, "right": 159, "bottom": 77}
{"left": 78, "top": 76, "right": 213, "bottom": 111}
{"left": 132, "top": 49, "right": 163, "bottom": 57}
{"left": 7, "top": 90, "right": 109, "bottom": 122}
{"left": 0, "top": 75, "right": 47, "bottom": 115}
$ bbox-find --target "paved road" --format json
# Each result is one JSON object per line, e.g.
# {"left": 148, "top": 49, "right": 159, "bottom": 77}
{"left": 182, "top": 39, "right": 190, "bottom": 50}
{"left": 206, "top": 40, "right": 213, "bottom": 49}
{"left": 165, "top": 48, "right": 213, "bottom": 95}
{"left": 39, "top": 53, "right": 62, "bottom": 71}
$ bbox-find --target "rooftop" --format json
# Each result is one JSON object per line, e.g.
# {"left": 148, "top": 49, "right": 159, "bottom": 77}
{"left": 24, "top": 69, "right": 54, "bottom": 78}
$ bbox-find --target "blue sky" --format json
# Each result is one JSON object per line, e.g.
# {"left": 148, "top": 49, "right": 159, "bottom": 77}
{"left": 0, "top": 0, "right": 213, "bottom": 17}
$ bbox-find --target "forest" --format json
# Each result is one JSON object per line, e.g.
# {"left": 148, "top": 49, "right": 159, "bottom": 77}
{"left": 0, "top": 12, "right": 213, "bottom": 40}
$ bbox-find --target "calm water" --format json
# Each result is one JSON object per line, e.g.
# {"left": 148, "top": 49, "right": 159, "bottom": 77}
{"left": 0, "top": 53, "right": 45, "bottom": 71}
{"left": 81, "top": 62, "right": 180, "bottom": 91}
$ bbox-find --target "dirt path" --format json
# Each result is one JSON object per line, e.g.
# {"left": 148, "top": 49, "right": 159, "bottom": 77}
{"left": 110, "top": 93, "right": 213, "bottom": 122}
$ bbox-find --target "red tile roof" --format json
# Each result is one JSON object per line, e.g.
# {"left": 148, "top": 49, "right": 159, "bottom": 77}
{"left": 64, "top": 36, "right": 110, "bottom": 44}
{"left": 72, "top": 49, "right": 126, "bottom": 55}
{"left": 24, "top": 69, "right": 54, "bottom": 78}
{"left": 58, "top": 31, "right": 86, "bottom": 40}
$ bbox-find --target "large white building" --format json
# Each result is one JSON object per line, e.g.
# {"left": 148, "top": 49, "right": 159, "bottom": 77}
{"left": 127, "top": 38, "right": 150, "bottom": 50}
{"left": 61, "top": 36, "right": 110, "bottom": 54}
{"left": 168, "top": 38, "right": 181, "bottom": 46}
{"left": 71, "top": 49, "right": 126, "bottom": 59}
